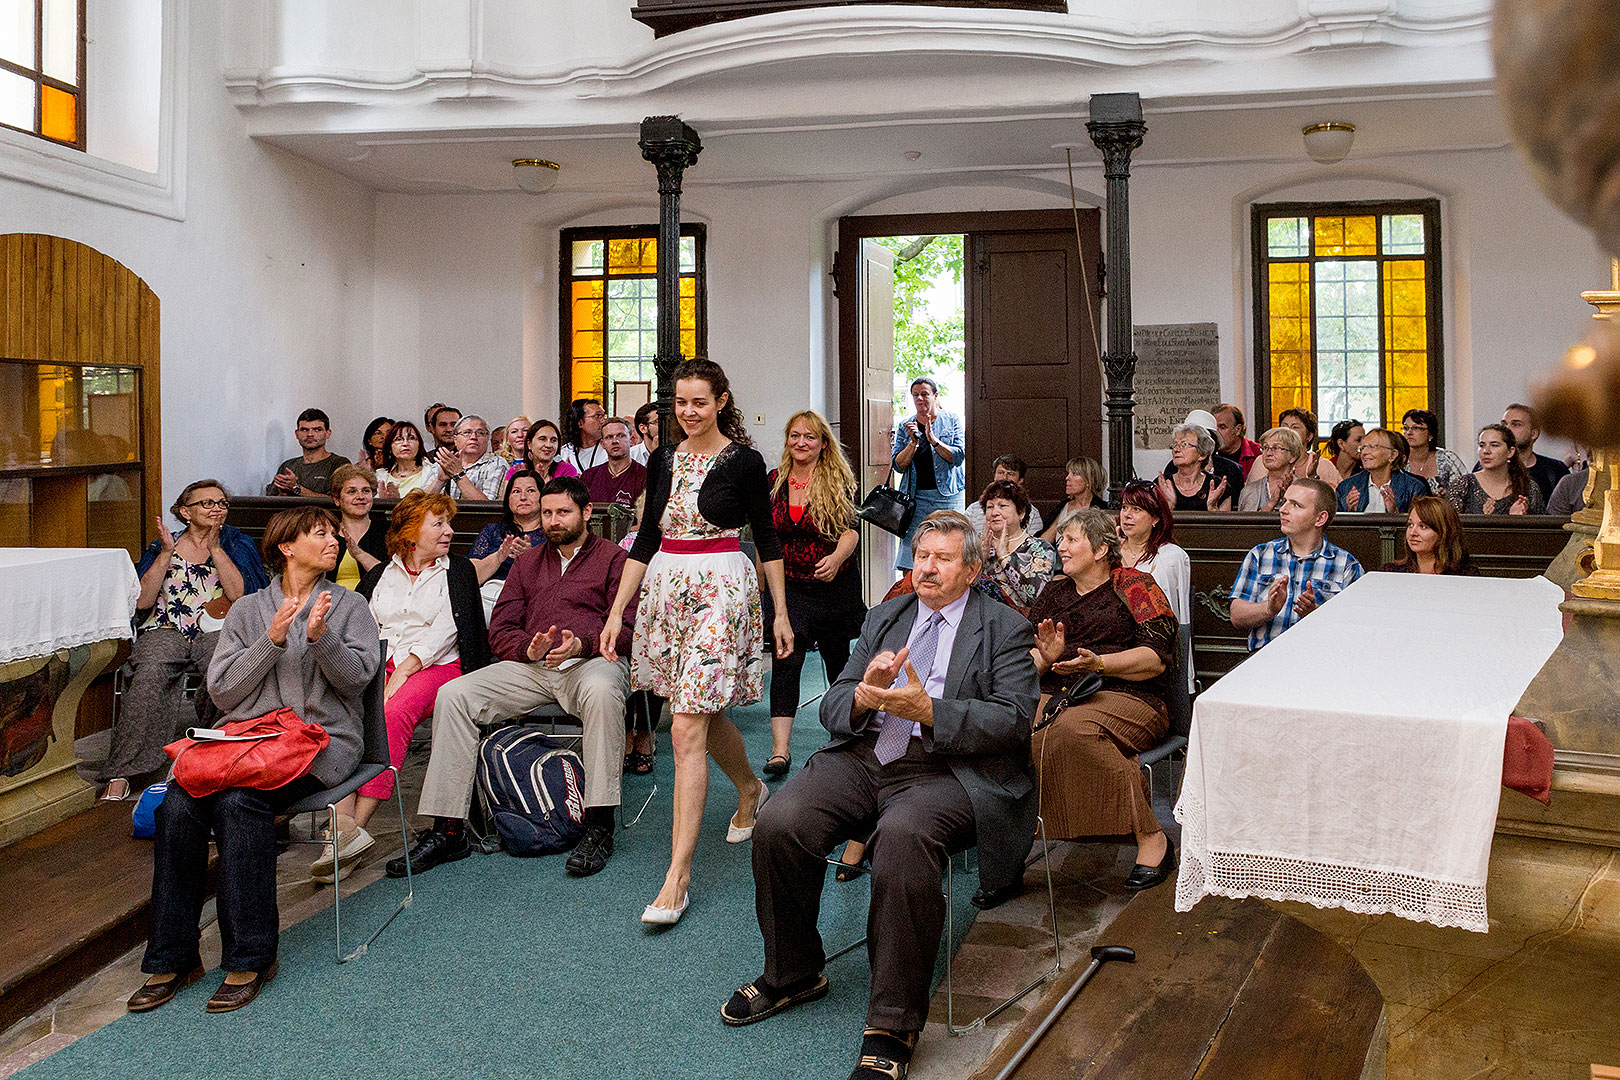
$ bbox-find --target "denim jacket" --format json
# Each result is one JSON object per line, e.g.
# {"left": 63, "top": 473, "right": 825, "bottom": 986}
{"left": 1335, "top": 469, "right": 1429, "bottom": 513}
{"left": 890, "top": 408, "right": 966, "bottom": 498}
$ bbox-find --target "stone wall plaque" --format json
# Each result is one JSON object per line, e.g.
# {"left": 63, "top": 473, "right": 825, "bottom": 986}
{"left": 1133, "top": 323, "right": 1221, "bottom": 450}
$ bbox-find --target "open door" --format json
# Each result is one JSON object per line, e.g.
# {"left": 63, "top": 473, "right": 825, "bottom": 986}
{"left": 857, "top": 239, "right": 897, "bottom": 606}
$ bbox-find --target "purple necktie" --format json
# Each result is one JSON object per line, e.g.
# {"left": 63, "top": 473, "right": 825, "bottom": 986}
{"left": 873, "top": 611, "right": 943, "bottom": 765}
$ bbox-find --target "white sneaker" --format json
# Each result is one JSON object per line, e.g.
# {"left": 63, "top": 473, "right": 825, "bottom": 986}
{"left": 641, "top": 894, "right": 690, "bottom": 925}
{"left": 309, "top": 826, "right": 375, "bottom": 883}
{"left": 726, "top": 780, "right": 769, "bottom": 843}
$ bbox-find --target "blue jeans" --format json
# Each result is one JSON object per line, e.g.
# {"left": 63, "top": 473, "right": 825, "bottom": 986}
{"left": 143, "top": 776, "right": 324, "bottom": 974}
{"left": 895, "top": 489, "right": 965, "bottom": 571}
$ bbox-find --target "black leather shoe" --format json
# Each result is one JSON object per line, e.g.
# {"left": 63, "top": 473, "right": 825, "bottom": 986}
{"left": 385, "top": 828, "right": 471, "bottom": 878}
{"left": 971, "top": 879, "right": 1026, "bottom": 910}
{"left": 763, "top": 753, "right": 791, "bottom": 778}
{"left": 1123, "top": 837, "right": 1176, "bottom": 891}
{"left": 565, "top": 823, "right": 615, "bottom": 877}
{"left": 205, "top": 961, "right": 277, "bottom": 1013}
{"left": 126, "top": 966, "right": 204, "bottom": 1012}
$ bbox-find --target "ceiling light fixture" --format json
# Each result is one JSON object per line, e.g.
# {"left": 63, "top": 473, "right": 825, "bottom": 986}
{"left": 1302, "top": 122, "right": 1356, "bottom": 165}
{"left": 512, "top": 158, "right": 561, "bottom": 193}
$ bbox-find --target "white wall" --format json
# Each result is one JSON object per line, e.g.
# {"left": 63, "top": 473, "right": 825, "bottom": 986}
{"left": 0, "top": 1, "right": 376, "bottom": 508}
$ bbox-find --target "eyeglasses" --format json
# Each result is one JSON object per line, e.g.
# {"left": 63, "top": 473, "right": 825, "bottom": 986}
{"left": 187, "top": 498, "right": 230, "bottom": 510}
{"left": 1171, "top": 441, "right": 1200, "bottom": 451}
{"left": 1260, "top": 443, "right": 1290, "bottom": 452}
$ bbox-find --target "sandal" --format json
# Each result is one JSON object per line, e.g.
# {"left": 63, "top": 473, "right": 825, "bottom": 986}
{"left": 627, "top": 752, "right": 654, "bottom": 775}
{"left": 100, "top": 778, "right": 131, "bottom": 802}
{"left": 720, "top": 973, "right": 829, "bottom": 1026}
{"left": 763, "top": 754, "right": 791, "bottom": 778}
{"left": 834, "top": 858, "right": 869, "bottom": 883}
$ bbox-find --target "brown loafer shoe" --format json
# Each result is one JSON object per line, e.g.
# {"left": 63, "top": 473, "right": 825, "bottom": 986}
{"left": 205, "top": 961, "right": 278, "bottom": 1013}
{"left": 126, "top": 966, "right": 204, "bottom": 1012}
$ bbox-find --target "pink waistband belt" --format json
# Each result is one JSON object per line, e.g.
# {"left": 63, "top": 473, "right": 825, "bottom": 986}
{"left": 660, "top": 537, "right": 741, "bottom": 555}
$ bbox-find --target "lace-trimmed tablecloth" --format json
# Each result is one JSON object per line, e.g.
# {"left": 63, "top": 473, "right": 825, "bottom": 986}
{"left": 1174, "top": 572, "right": 1564, "bottom": 932}
{"left": 0, "top": 547, "right": 139, "bottom": 662}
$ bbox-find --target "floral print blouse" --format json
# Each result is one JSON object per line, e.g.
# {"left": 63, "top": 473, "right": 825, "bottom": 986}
{"left": 976, "top": 533, "right": 1057, "bottom": 615}
{"left": 139, "top": 551, "right": 222, "bottom": 640}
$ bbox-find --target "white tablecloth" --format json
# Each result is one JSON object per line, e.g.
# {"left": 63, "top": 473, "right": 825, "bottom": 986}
{"left": 1174, "top": 572, "right": 1564, "bottom": 931}
{"left": 0, "top": 548, "right": 139, "bottom": 662}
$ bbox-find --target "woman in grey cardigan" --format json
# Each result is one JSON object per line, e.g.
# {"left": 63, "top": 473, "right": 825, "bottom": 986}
{"left": 129, "top": 506, "right": 380, "bottom": 1016}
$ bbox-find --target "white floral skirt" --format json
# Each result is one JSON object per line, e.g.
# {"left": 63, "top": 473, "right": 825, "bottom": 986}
{"left": 631, "top": 549, "right": 763, "bottom": 713}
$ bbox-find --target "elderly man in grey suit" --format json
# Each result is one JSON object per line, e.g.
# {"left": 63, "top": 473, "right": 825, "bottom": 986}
{"left": 721, "top": 510, "right": 1040, "bottom": 1080}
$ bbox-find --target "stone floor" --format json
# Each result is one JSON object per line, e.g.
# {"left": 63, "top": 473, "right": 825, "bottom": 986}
{"left": 1277, "top": 833, "right": 1620, "bottom": 1080}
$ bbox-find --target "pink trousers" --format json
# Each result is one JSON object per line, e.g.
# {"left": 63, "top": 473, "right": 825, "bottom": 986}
{"left": 357, "top": 658, "right": 463, "bottom": 800}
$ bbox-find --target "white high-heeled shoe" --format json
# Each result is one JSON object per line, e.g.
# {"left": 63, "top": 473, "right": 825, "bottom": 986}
{"left": 726, "top": 780, "right": 770, "bottom": 843}
{"left": 641, "top": 893, "right": 690, "bottom": 925}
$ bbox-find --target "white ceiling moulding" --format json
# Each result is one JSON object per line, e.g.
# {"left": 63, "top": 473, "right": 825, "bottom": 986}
{"left": 223, "top": 4, "right": 1493, "bottom": 122}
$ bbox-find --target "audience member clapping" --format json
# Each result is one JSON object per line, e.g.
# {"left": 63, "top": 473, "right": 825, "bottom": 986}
{"left": 1028, "top": 509, "right": 1178, "bottom": 889}
{"left": 1338, "top": 428, "right": 1428, "bottom": 513}
{"left": 361, "top": 416, "right": 393, "bottom": 471}
{"left": 267, "top": 409, "right": 350, "bottom": 496}
{"left": 1041, "top": 455, "right": 1108, "bottom": 541}
{"left": 436, "top": 413, "right": 506, "bottom": 500}
{"left": 560, "top": 398, "right": 610, "bottom": 474}
{"left": 327, "top": 463, "right": 387, "bottom": 589}
{"left": 318, "top": 491, "right": 491, "bottom": 880}
{"left": 470, "top": 469, "right": 546, "bottom": 618}
{"left": 964, "top": 454, "right": 1044, "bottom": 536}
{"left": 1238, "top": 426, "right": 1304, "bottom": 511}
{"left": 1116, "top": 479, "right": 1193, "bottom": 690}
{"left": 1252, "top": 407, "right": 1340, "bottom": 487}
{"left": 1379, "top": 495, "right": 1481, "bottom": 575}
{"left": 1326, "top": 419, "right": 1364, "bottom": 478}
{"left": 975, "top": 480, "right": 1057, "bottom": 616}
{"left": 1400, "top": 409, "right": 1469, "bottom": 502}
{"left": 375, "top": 421, "right": 440, "bottom": 497}
{"left": 128, "top": 507, "right": 379, "bottom": 1015}
{"left": 91, "top": 480, "right": 268, "bottom": 801}
{"left": 509, "top": 419, "right": 580, "bottom": 484}
{"left": 1157, "top": 424, "right": 1232, "bottom": 511}
{"left": 1459, "top": 423, "right": 1546, "bottom": 514}
{"left": 1229, "top": 477, "right": 1363, "bottom": 651}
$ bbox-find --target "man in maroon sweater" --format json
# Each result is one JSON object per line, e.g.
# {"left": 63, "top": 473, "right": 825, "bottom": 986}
{"left": 385, "top": 476, "right": 634, "bottom": 879}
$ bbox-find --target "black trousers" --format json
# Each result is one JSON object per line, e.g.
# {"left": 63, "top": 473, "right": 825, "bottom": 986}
{"left": 765, "top": 575, "right": 863, "bottom": 718}
{"left": 752, "top": 737, "right": 974, "bottom": 1032}
{"left": 144, "top": 776, "right": 324, "bottom": 975}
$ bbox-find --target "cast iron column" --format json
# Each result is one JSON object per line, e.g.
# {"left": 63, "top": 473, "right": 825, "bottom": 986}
{"left": 639, "top": 116, "right": 703, "bottom": 447}
{"left": 1087, "top": 93, "right": 1147, "bottom": 504}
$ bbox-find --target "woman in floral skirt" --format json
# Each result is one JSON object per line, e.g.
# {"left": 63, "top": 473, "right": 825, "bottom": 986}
{"left": 600, "top": 358, "right": 793, "bottom": 925}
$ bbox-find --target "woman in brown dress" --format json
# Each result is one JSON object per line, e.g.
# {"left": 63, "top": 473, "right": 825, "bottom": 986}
{"left": 1028, "top": 508, "right": 1179, "bottom": 890}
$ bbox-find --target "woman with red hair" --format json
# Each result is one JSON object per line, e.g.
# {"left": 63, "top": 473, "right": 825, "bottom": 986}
{"left": 1116, "top": 479, "right": 1193, "bottom": 691}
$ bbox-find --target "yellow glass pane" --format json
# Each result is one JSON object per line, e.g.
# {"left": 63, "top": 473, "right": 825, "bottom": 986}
{"left": 572, "top": 330, "right": 602, "bottom": 360}
{"left": 40, "top": 84, "right": 75, "bottom": 143}
{"left": 1314, "top": 215, "right": 1377, "bottom": 257}
{"left": 1270, "top": 351, "right": 1308, "bottom": 388}
{"left": 571, "top": 360, "right": 604, "bottom": 400}
{"left": 1389, "top": 386, "right": 1427, "bottom": 418}
{"left": 1270, "top": 386, "right": 1311, "bottom": 424}
{"left": 680, "top": 329, "right": 696, "bottom": 358}
{"left": 607, "top": 238, "right": 659, "bottom": 274}
{"left": 1389, "top": 317, "right": 1425, "bottom": 352}
{"left": 1390, "top": 351, "right": 1427, "bottom": 386}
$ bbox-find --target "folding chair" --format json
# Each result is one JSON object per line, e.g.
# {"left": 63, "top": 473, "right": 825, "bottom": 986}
{"left": 1139, "top": 622, "right": 1195, "bottom": 801}
{"left": 280, "top": 641, "right": 411, "bottom": 964}
{"left": 822, "top": 816, "right": 1062, "bottom": 1035}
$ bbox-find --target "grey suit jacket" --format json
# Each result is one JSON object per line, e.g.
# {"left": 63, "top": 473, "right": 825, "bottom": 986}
{"left": 819, "top": 588, "right": 1040, "bottom": 892}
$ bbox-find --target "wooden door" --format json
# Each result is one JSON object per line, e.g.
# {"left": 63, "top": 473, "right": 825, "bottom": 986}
{"left": 966, "top": 220, "right": 1102, "bottom": 510}
{"left": 856, "top": 240, "right": 898, "bottom": 604}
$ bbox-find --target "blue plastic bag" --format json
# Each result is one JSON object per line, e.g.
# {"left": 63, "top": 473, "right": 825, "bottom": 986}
{"left": 131, "top": 781, "right": 168, "bottom": 839}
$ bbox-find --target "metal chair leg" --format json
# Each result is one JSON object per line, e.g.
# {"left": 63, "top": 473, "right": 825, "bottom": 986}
{"left": 329, "top": 766, "right": 415, "bottom": 964}
{"left": 622, "top": 694, "right": 657, "bottom": 830}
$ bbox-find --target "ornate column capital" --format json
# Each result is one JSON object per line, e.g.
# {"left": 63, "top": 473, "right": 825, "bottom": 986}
{"left": 639, "top": 115, "right": 703, "bottom": 194}
{"left": 1086, "top": 120, "right": 1147, "bottom": 178}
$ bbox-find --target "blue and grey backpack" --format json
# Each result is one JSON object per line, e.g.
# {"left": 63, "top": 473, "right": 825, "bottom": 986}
{"left": 475, "top": 727, "right": 587, "bottom": 856}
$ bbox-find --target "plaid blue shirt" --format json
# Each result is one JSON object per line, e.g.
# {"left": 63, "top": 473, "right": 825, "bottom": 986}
{"left": 1230, "top": 535, "right": 1363, "bottom": 651}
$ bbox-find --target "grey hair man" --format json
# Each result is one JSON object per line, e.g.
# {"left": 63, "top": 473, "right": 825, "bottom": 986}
{"left": 436, "top": 413, "right": 506, "bottom": 500}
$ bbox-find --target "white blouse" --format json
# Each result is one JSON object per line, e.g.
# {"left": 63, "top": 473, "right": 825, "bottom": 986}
{"left": 1136, "top": 542, "right": 1194, "bottom": 692}
{"left": 369, "top": 554, "right": 458, "bottom": 670}
{"left": 376, "top": 462, "right": 441, "bottom": 497}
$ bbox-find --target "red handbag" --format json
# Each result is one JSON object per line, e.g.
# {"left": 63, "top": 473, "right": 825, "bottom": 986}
{"left": 164, "top": 707, "right": 329, "bottom": 798}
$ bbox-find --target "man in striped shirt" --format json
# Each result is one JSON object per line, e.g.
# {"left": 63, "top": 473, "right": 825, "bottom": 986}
{"left": 1229, "top": 477, "right": 1363, "bottom": 651}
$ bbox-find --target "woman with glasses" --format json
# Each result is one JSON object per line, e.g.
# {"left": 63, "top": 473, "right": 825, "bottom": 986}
{"left": 560, "top": 398, "right": 610, "bottom": 474}
{"left": 375, "top": 421, "right": 440, "bottom": 498}
{"left": 1157, "top": 424, "right": 1232, "bottom": 511}
{"left": 1400, "top": 408, "right": 1469, "bottom": 503}
{"left": 1337, "top": 428, "right": 1429, "bottom": 513}
{"left": 90, "top": 480, "right": 269, "bottom": 801}
{"left": 1249, "top": 408, "right": 1341, "bottom": 488}
{"left": 1237, "top": 427, "right": 1306, "bottom": 511}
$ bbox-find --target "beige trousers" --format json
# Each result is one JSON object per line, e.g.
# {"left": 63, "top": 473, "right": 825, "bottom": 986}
{"left": 416, "top": 657, "right": 630, "bottom": 819}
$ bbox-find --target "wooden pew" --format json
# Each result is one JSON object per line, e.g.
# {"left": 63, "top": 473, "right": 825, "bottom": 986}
{"left": 227, "top": 495, "right": 634, "bottom": 552}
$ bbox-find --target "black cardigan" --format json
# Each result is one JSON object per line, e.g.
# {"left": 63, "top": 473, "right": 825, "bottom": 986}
{"left": 356, "top": 554, "right": 491, "bottom": 675}
{"left": 629, "top": 443, "right": 784, "bottom": 565}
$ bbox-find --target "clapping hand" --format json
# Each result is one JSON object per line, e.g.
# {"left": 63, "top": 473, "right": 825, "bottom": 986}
{"left": 272, "top": 466, "right": 300, "bottom": 493}
{"left": 434, "top": 447, "right": 459, "bottom": 476}
{"left": 1378, "top": 483, "right": 1398, "bottom": 511}
{"left": 543, "top": 629, "right": 583, "bottom": 669}
{"left": 1294, "top": 581, "right": 1319, "bottom": 617}
{"left": 854, "top": 654, "right": 932, "bottom": 725}
{"left": 1509, "top": 495, "right": 1529, "bottom": 515}
{"left": 1033, "top": 618, "right": 1067, "bottom": 670}
{"left": 497, "top": 534, "right": 523, "bottom": 562}
{"left": 527, "top": 624, "right": 560, "bottom": 663}
{"left": 904, "top": 420, "right": 922, "bottom": 444}
{"left": 1052, "top": 647, "right": 1100, "bottom": 677}
{"left": 1345, "top": 486, "right": 1361, "bottom": 511}
{"left": 1264, "top": 575, "right": 1289, "bottom": 616}
{"left": 378, "top": 480, "right": 400, "bottom": 499}
{"left": 305, "top": 591, "right": 332, "bottom": 643}
{"left": 1155, "top": 475, "right": 1177, "bottom": 505}
{"left": 859, "top": 647, "right": 909, "bottom": 691}
{"left": 1209, "top": 475, "right": 1229, "bottom": 509}
{"left": 156, "top": 517, "right": 175, "bottom": 552}
{"left": 267, "top": 595, "right": 299, "bottom": 646}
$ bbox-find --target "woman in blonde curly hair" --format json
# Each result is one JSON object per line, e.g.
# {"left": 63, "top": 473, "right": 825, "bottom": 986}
{"left": 761, "top": 410, "right": 865, "bottom": 778}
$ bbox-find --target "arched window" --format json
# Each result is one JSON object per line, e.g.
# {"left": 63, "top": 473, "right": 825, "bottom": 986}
{"left": 0, "top": 0, "right": 85, "bottom": 148}
{"left": 1252, "top": 199, "right": 1443, "bottom": 438}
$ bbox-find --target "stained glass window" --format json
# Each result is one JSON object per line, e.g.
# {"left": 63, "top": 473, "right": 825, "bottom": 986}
{"left": 561, "top": 227, "right": 704, "bottom": 418}
{"left": 1253, "top": 201, "right": 1442, "bottom": 437}
{"left": 0, "top": 0, "right": 84, "bottom": 148}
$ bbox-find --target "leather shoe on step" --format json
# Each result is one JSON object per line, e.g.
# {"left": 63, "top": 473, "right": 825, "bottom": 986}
{"left": 1123, "top": 837, "right": 1176, "bottom": 891}
{"left": 126, "top": 966, "right": 204, "bottom": 1012}
{"left": 970, "top": 879, "right": 1026, "bottom": 910}
{"left": 385, "top": 827, "right": 471, "bottom": 878}
{"left": 205, "top": 961, "right": 277, "bottom": 1013}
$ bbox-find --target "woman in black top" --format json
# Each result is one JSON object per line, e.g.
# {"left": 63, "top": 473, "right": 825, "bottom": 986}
{"left": 600, "top": 359, "right": 792, "bottom": 926}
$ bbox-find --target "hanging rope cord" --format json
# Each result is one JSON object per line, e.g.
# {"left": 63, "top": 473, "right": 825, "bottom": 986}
{"left": 1066, "top": 147, "right": 1106, "bottom": 376}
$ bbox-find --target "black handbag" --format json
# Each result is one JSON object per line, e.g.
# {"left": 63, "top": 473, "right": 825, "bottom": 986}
{"left": 856, "top": 472, "right": 915, "bottom": 537}
{"left": 1033, "top": 672, "right": 1104, "bottom": 732}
